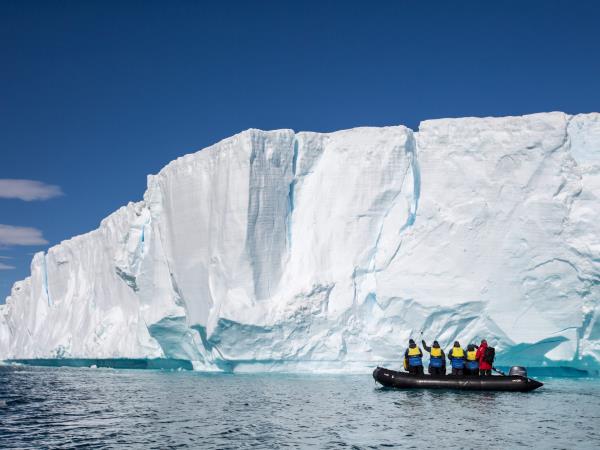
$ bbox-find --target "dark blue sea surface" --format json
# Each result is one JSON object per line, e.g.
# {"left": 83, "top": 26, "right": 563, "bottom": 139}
{"left": 1, "top": 365, "right": 599, "bottom": 449}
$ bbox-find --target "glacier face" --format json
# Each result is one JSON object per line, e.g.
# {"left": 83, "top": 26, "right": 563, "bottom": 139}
{"left": 1, "top": 112, "right": 599, "bottom": 372}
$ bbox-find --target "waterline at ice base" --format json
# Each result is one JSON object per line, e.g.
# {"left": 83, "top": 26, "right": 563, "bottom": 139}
{"left": 1, "top": 112, "right": 599, "bottom": 376}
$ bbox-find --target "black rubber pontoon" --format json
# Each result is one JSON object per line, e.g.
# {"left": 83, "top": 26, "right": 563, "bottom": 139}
{"left": 373, "top": 367, "right": 543, "bottom": 392}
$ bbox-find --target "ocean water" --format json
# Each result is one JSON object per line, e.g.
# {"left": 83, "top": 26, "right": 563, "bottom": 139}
{"left": 1, "top": 366, "right": 599, "bottom": 449}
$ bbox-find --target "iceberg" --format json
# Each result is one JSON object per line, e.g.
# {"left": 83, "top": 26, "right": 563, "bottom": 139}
{"left": 1, "top": 112, "right": 599, "bottom": 373}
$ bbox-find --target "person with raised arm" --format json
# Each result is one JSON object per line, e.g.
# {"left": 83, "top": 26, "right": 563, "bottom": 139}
{"left": 421, "top": 339, "right": 446, "bottom": 375}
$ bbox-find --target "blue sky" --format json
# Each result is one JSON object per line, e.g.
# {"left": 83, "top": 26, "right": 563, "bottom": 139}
{"left": 1, "top": 0, "right": 599, "bottom": 301}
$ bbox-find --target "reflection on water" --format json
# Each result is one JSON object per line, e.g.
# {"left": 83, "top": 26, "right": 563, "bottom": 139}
{"left": 0, "top": 365, "right": 599, "bottom": 449}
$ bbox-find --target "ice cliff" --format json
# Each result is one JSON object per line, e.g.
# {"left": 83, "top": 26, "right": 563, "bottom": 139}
{"left": 1, "top": 112, "right": 599, "bottom": 372}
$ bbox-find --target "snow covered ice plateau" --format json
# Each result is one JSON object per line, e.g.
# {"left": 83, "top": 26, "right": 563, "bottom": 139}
{"left": 1, "top": 112, "right": 599, "bottom": 373}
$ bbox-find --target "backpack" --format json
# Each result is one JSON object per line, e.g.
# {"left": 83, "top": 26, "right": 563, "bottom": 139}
{"left": 483, "top": 346, "right": 495, "bottom": 364}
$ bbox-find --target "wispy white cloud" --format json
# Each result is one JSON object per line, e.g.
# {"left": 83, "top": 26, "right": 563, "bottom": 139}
{"left": 0, "top": 255, "right": 15, "bottom": 269}
{"left": 0, "top": 224, "right": 48, "bottom": 246}
{"left": 0, "top": 179, "right": 63, "bottom": 201}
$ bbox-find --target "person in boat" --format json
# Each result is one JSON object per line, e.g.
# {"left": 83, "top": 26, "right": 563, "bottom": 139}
{"left": 447, "top": 341, "right": 466, "bottom": 376}
{"left": 421, "top": 340, "right": 446, "bottom": 375}
{"left": 404, "top": 339, "right": 424, "bottom": 375}
{"left": 464, "top": 344, "right": 479, "bottom": 375}
{"left": 475, "top": 339, "right": 493, "bottom": 376}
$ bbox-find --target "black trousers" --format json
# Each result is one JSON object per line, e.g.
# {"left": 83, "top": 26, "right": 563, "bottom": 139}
{"left": 429, "top": 366, "right": 445, "bottom": 375}
{"left": 464, "top": 368, "right": 479, "bottom": 376}
{"left": 451, "top": 368, "right": 464, "bottom": 376}
{"left": 408, "top": 365, "right": 424, "bottom": 375}
{"left": 480, "top": 369, "right": 492, "bottom": 376}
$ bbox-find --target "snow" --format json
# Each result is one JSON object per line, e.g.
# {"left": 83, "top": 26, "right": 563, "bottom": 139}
{"left": 1, "top": 112, "right": 599, "bottom": 372}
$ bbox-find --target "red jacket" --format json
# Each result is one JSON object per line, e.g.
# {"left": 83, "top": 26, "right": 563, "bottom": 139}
{"left": 476, "top": 343, "right": 493, "bottom": 370}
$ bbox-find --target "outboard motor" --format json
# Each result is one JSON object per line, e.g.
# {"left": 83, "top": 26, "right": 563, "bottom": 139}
{"left": 509, "top": 366, "right": 528, "bottom": 377}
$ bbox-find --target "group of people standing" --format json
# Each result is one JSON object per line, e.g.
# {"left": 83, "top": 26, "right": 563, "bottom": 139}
{"left": 403, "top": 338, "right": 494, "bottom": 376}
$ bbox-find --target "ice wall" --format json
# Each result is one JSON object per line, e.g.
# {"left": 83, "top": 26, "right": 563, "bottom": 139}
{"left": 1, "top": 112, "right": 598, "bottom": 372}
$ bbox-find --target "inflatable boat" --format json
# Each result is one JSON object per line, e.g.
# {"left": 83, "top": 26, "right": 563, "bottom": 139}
{"left": 373, "top": 366, "right": 543, "bottom": 392}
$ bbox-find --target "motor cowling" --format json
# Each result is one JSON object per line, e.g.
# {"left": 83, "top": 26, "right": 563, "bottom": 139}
{"left": 509, "top": 366, "right": 528, "bottom": 377}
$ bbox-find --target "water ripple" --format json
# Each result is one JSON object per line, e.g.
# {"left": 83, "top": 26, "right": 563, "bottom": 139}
{"left": 0, "top": 366, "right": 599, "bottom": 448}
